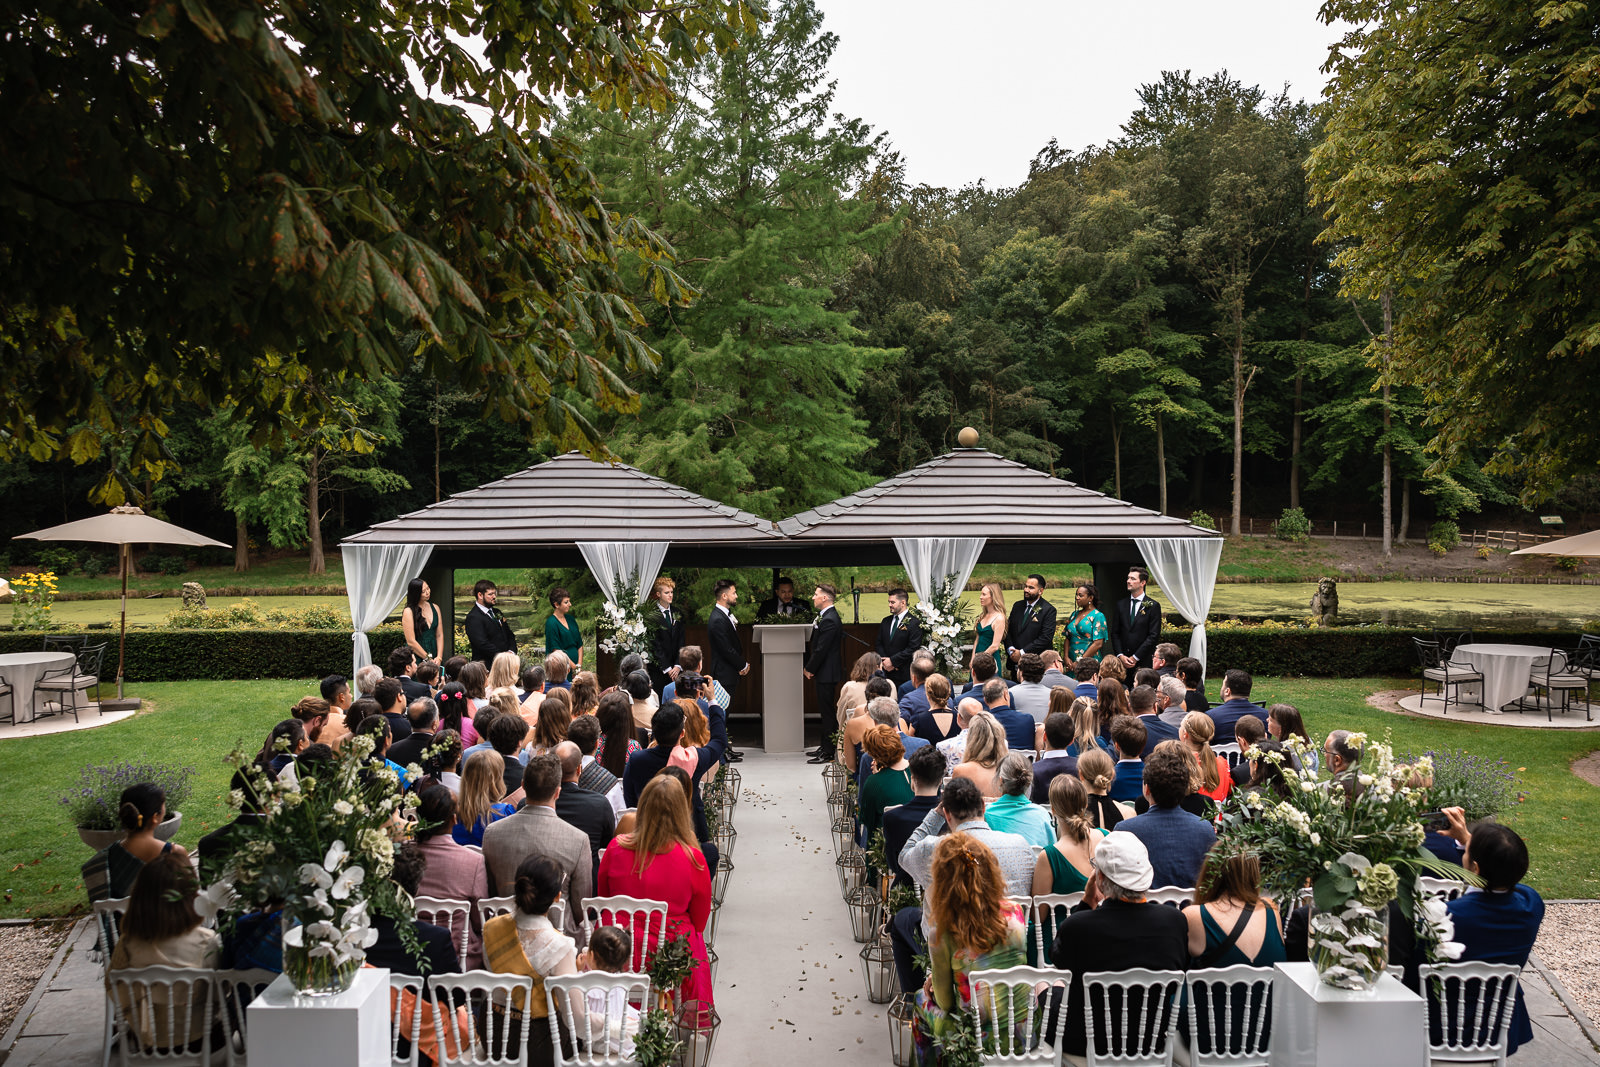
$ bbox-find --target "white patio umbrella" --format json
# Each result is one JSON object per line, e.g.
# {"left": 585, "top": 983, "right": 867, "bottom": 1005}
{"left": 13, "top": 506, "right": 229, "bottom": 697}
{"left": 1509, "top": 528, "right": 1600, "bottom": 557}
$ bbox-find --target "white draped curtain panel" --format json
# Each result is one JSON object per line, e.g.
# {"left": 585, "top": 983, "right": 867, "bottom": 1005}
{"left": 892, "top": 537, "right": 987, "bottom": 603}
{"left": 1134, "top": 536, "right": 1224, "bottom": 675}
{"left": 577, "top": 541, "right": 671, "bottom": 606}
{"left": 345, "top": 543, "right": 435, "bottom": 680}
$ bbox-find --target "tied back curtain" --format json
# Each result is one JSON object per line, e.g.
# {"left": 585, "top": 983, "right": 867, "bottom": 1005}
{"left": 1134, "top": 536, "right": 1224, "bottom": 675}
{"left": 577, "top": 542, "right": 670, "bottom": 606}
{"left": 893, "top": 537, "right": 987, "bottom": 603}
{"left": 345, "top": 543, "right": 435, "bottom": 680}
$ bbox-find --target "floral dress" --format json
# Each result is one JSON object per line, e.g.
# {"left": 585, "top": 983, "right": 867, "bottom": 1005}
{"left": 914, "top": 904, "right": 1029, "bottom": 1063}
{"left": 1064, "top": 608, "right": 1108, "bottom": 661}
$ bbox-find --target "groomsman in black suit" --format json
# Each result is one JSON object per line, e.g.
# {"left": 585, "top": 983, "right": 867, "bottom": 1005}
{"left": 646, "top": 576, "right": 685, "bottom": 696}
{"left": 706, "top": 578, "right": 747, "bottom": 762}
{"left": 463, "top": 579, "right": 517, "bottom": 664}
{"left": 875, "top": 589, "right": 921, "bottom": 689}
{"left": 1108, "top": 566, "right": 1163, "bottom": 671}
{"left": 805, "top": 583, "right": 844, "bottom": 763}
{"left": 1005, "top": 574, "right": 1058, "bottom": 678}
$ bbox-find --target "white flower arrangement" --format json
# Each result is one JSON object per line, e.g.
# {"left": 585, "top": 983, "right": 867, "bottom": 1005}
{"left": 912, "top": 573, "right": 976, "bottom": 677}
{"left": 595, "top": 566, "right": 651, "bottom": 662}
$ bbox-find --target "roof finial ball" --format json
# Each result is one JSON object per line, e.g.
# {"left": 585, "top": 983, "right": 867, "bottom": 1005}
{"left": 957, "top": 426, "right": 979, "bottom": 448}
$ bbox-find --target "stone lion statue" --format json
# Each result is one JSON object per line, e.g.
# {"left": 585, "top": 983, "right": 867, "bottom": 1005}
{"left": 1310, "top": 577, "right": 1338, "bottom": 627}
{"left": 181, "top": 582, "right": 207, "bottom": 609}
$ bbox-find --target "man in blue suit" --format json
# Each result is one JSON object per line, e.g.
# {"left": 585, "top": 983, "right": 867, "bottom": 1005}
{"left": 1116, "top": 744, "right": 1215, "bottom": 888}
{"left": 1130, "top": 684, "right": 1179, "bottom": 757}
{"left": 1208, "top": 668, "right": 1269, "bottom": 745}
{"left": 897, "top": 655, "right": 938, "bottom": 719}
{"left": 1108, "top": 717, "right": 1147, "bottom": 802}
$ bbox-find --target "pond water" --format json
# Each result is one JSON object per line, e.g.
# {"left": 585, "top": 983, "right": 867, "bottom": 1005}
{"left": 1206, "top": 581, "right": 1598, "bottom": 630}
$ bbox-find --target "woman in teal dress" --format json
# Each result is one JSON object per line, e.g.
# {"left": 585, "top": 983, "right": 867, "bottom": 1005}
{"left": 1030, "top": 774, "right": 1108, "bottom": 896}
{"left": 543, "top": 586, "right": 583, "bottom": 669}
{"left": 969, "top": 583, "right": 1007, "bottom": 675}
{"left": 402, "top": 577, "right": 440, "bottom": 662}
{"left": 1063, "top": 583, "right": 1107, "bottom": 662}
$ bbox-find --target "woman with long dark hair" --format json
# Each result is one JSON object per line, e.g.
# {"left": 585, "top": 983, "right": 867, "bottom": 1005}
{"left": 594, "top": 691, "right": 640, "bottom": 778}
{"left": 107, "top": 852, "right": 219, "bottom": 1051}
{"left": 402, "top": 577, "right": 440, "bottom": 663}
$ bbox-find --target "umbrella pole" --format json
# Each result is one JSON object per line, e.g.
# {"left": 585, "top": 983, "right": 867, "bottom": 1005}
{"left": 117, "top": 544, "right": 128, "bottom": 699}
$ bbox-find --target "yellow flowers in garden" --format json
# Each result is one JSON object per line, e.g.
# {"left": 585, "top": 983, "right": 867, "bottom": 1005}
{"left": 11, "top": 570, "right": 58, "bottom": 630}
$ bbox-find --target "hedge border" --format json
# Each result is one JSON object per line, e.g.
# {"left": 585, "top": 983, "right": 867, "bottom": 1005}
{"left": 0, "top": 626, "right": 404, "bottom": 682}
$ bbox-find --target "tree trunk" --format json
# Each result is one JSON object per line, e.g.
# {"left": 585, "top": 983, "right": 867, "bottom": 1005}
{"left": 307, "top": 449, "right": 325, "bottom": 575}
{"left": 1111, "top": 413, "right": 1123, "bottom": 500}
{"left": 1156, "top": 413, "right": 1168, "bottom": 515}
{"left": 1381, "top": 289, "right": 1394, "bottom": 557}
{"left": 1399, "top": 477, "right": 1411, "bottom": 543}
{"left": 1231, "top": 303, "right": 1246, "bottom": 537}
{"left": 233, "top": 516, "right": 249, "bottom": 572}
{"left": 434, "top": 381, "right": 442, "bottom": 503}
{"left": 1290, "top": 369, "right": 1303, "bottom": 509}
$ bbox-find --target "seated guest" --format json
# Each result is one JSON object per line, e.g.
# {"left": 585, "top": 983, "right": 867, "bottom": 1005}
{"left": 483, "top": 855, "right": 579, "bottom": 1066}
{"left": 830, "top": 652, "right": 884, "bottom": 749}
{"left": 1176, "top": 656, "right": 1209, "bottom": 713}
{"left": 107, "top": 852, "right": 219, "bottom": 1052}
{"left": 1186, "top": 851, "right": 1284, "bottom": 967}
{"left": 414, "top": 659, "right": 441, "bottom": 692}
{"left": 458, "top": 704, "right": 501, "bottom": 769}
{"left": 1038, "top": 650, "right": 1072, "bottom": 690}
{"left": 1116, "top": 743, "right": 1216, "bottom": 888}
{"left": 1135, "top": 739, "right": 1217, "bottom": 820}
{"left": 1049, "top": 832, "right": 1189, "bottom": 1061}
{"left": 291, "top": 695, "right": 334, "bottom": 746}
{"left": 661, "top": 645, "right": 730, "bottom": 712}
{"left": 453, "top": 750, "right": 516, "bottom": 847}
{"left": 951, "top": 711, "right": 1007, "bottom": 798}
{"left": 1096, "top": 655, "right": 1126, "bottom": 685}
{"left": 435, "top": 682, "right": 472, "bottom": 744}
{"left": 912, "top": 834, "right": 1028, "bottom": 1062}
{"left": 1242, "top": 739, "right": 1294, "bottom": 800}
{"left": 883, "top": 746, "right": 945, "bottom": 889}
{"left": 421, "top": 729, "right": 463, "bottom": 795}
{"left": 488, "top": 650, "right": 523, "bottom": 697}
{"left": 985, "top": 678, "right": 1035, "bottom": 751}
{"left": 954, "top": 651, "right": 1012, "bottom": 707}
{"left": 567, "top": 714, "right": 625, "bottom": 815}
{"left": 1133, "top": 667, "right": 1162, "bottom": 691}
{"left": 1441, "top": 818, "right": 1544, "bottom": 1057}
{"left": 905, "top": 673, "right": 956, "bottom": 743}
{"left": 529, "top": 693, "right": 570, "bottom": 757}
{"left": 1076, "top": 749, "right": 1126, "bottom": 831}
{"left": 381, "top": 831, "right": 472, "bottom": 980}
{"left": 594, "top": 691, "right": 642, "bottom": 779}
{"left": 390, "top": 645, "right": 432, "bottom": 703}
{"left": 985, "top": 752, "right": 1053, "bottom": 849}
{"left": 518, "top": 664, "right": 546, "bottom": 709}
{"left": 319, "top": 674, "right": 354, "bottom": 736}
{"left": 1009, "top": 652, "right": 1054, "bottom": 724}
{"left": 1180, "top": 711, "right": 1232, "bottom": 805}
{"left": 1132, "top": 684, "right": 1179, "bottom": 756}
{"left": 843, "top": 683, "right": 903, "bottom": 773}
{"left": 1231, "top": 714, "right": 1267, "bottom": 787}
{"left": 897, "top": 655, "right": 939, "bottom": 719}
{"left": 1030, "top": 705, "right": 1079, "bottom": 804}
{"left": 543, "top": 650, "right": 573, "bottom": 691}
{"left": 575, "top": 926, "right": 641, "bottom": 1059}
{"left": 483, "top": 756, "right": 593, "bottom": 946}
{"left": 1065, "top": 695, "right": 1110, "bottom": 759}
{"left": 198, "top": 771, "right": 266, "bottom": 882}
{"left": 460, "top": 660, "right": 491, "bottom": 711}
{"left": 1095, "top": 677, "right": 1132, "bottom": 739}
{"left": 441, "top": 655, "right": 468, "bottom": 684}
{"left": 1268, "top": 703, "right": 1318, "bottom": 772}
{"left": 1071, "top": 657, "right": 1101, "bottom": 701}
{"left": 1032, "top": 774, "right": 1106, "bottom": 895}
{"left": 387, "top": 697, "right": 439, "bottom": 771}
{"left": 489, "top": 713, "right": 532, "bottom": 796}
{"left": 1155, "top": 676, "right": 1189, "bottom": 726}
{"left": 858, "top": 725, "right": 915, "bottom": 853}
{"left": 255, "top": 719, "right": 306, "bottom": 785}
{"left": 854, "top": 696, "right": 931, "bottom": 780}
{"left": 1208, "top": 669, "right": 1268, "bottom": 744}
{"left": 554, "top": 741, "right": 616, "bottom": 885}
{"left": 356, "top": 662, "right": 384, "bottom": 701}
{"left": 1323, "top": 730, "right": 1365, "bottom": 802}
{"left": 935, "top": 697, "right": 982, "bottom": 765}
{"left": 1152, "top": 642, "right": 1182, "bottom": 679}
{"left": 1108, "top": 716, "right": 1148, "bottom": 803}
{"left": 414, "top": 786, "right": 488, "bottom": 968}
{"left": 370, "top": 677, "right": 414, "bottom": 743}
{"left": 626, "top": 671, "right": 656, "bottom": 733}
{"left": 621, "top": 680, "right": 728, "bottom": 842}
{"left": 570, "top": 672, "right": 600, "bottom": 719}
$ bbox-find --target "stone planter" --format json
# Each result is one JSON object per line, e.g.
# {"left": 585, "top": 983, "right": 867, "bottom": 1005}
{"left": 77, "top": 811, "right": 182, "bottom": 851}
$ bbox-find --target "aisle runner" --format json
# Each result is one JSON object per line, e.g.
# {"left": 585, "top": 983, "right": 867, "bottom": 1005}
{"left": 712, "top": 752, "right": 888, "bottom": 1061}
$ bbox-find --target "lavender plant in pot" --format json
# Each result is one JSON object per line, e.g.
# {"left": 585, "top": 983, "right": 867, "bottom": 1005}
{"left": 60, "top": 761, "right": 192, "bottom": 850}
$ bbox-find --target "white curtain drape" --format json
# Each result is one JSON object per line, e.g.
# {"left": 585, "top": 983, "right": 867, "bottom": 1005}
{"left": 1134, "top": 536, "right": 1224, "bottom": 675}
{"left": 577, "top": 542, "right": 671, "bottom": 606}
{"left": 893, "top": 537, "right": 987, "bottom": 602}
{"left": 345, "top": 543, "right": 435, "bottom": 680}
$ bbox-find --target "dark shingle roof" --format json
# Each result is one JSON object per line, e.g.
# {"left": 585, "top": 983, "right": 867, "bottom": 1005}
{"left": 341, "top": 452, "right": 781, "bottom": 547}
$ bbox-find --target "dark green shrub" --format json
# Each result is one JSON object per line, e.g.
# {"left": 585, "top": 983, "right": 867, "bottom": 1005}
{"left": 1164, "top": 624, "right": 1581, "bottom": 678}
{"left": 82, "top": 554, "right": 116, "bottom": 577}
{"left": 1427, "top": 520, "right": 1461, "bottom": 554}
{"left": 1274, "top": 507, "right": 1311, "bottom": 542}
{"left": 36, "top": 546, "right": 80, "bottom": 574}
{"left": 0, "top": 626, "right": 403, "bottom": 681}
{"left": 1189, "top": 510, "right": 1218, "bottom": 531}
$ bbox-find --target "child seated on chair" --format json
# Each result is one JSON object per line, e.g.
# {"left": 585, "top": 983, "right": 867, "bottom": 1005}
{"left": 577, "top": 925, "right": 641, "bottom": 1058}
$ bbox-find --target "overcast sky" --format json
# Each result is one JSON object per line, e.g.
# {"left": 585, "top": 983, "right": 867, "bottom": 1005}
{"left": 815, "top": 0, "right": 1346, "bottom": 190}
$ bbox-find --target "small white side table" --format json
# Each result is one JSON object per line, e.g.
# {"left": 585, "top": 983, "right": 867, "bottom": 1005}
{"left": 754, "top": 624, "right": 811, "bottom": 753}
{"left": 247, "top": 968, "right": 391, "bottom": 1067}
{"left": 1268, "top": 962, "right": 1424, "bottom": 1067}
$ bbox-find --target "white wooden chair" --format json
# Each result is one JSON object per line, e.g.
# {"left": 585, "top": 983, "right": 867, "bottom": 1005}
{"left": 387, "top": 973, "right": 425, "bottom": 1067}
{"left": 213, "top": 967, "right": 277, "bottom": 1067}
{"left": 102, "top": 964, "right": 216, "bottom": 1066}
{"left": 414, "top": 895, "right": 475, "bottom": 970}
{"left": 1028, "top": 892, "right": 1084, "bottom": 966}
{"left": 476, "top": 895, "right": 566, "bottom": 939}
{"left": 94, "top": 896, "right": 131, "bottom": 968}
{"left": 1416, "top": 876, "right": 1470, "bottom": 903}
{"left": 1177, "top": 964, "right": 1274, "bottom": 1067}
{"left": 965, "top": 963, "right": 1070, "bottom": 1065}
{"left": 582, "top": 895, "right": 670, "bottom": 973}
{"left": 424, "top": 970, "right": 536, "bottom": 1067}
{"left": 1145, "top": 886, "right": 1194, "bottom": 908}
{"left": 1419, "top": 961, "right": 1523, "bottom": 1067}
{"left": 1080, "top": 967, "right": 1184, "bottom": 1067}
{"left": 544, "top": 971, "right": 652, "bottom": 1067}
{"left": 1211, "top": 743, "right": 1243, "bottom": 771}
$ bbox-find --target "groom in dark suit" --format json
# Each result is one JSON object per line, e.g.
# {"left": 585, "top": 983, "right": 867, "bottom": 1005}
{"left": 706, "top": 578, "right": 746, "bottom": 762}
{"left": 1005, "top": 574, "right": 1058, "bottom": 679}
{"left": 463, "top": 579, "right": 516, "bottom": 664}
{"left": 875, "top": 589, "right": 921, "bottom": 689}
{"left": 805, "top": 583, "right": 844, "bottom": 763}
{"left": 1108, "top": 566, "right": 1162, "bottom": 671}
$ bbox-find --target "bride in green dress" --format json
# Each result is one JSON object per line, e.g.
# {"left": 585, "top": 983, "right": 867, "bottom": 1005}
{"left": 969, "top": 582, "right": 1007, "bottom": 675}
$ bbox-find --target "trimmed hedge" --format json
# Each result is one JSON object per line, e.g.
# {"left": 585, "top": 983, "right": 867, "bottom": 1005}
{"left": 1169, "top": 626, "right": 1584, "bottom": 678}
{"left": 0, "top": 626, "right": 404, "bottom": 681}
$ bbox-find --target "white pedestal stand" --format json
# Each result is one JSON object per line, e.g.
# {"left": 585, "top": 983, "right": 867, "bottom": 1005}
{"left": 1268, "top": 962, "right": 1424, "bottom": 1067}
{"left": 754, "top": 624, "right": 811, "bottom": 754}
{"left": 247, "top": 968, "right": 391, "bottom": 1067}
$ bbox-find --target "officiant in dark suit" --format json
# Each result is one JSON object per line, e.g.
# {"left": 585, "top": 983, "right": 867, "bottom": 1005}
{"left": 805, "top": 584, "right": 844, "bottom": 763}
{"left": 1108, "top": 566, "right": 1162, "bottom": 671}
{"left": 875, "top": 589, "right": 921, "bottom": 689}
{"left": 706, "top": 578, "right": 747, "bottom": 762}
{"left": 757, "top": 576, "right": 810, "bottom": 619}
{"left": 646, "top": 576, "right": 685, "bottom": 695}
{"left": 1005, "top": 574, "right": 1058, "bottom": 679}
{"left": 463, "top": 579, "right": 516, "bottom": 664}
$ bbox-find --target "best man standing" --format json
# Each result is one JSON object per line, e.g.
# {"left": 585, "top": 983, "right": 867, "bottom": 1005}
{"left": 1108, "top": 566, "right": 1162, "bottom": 672}
{"left": 706, "top": 578, "right": 747, "bottom": 762}
{"left": 463, "top": 579, "right": 516, "bottom": 664}
{"left": 647, "top": 576, "right": 685, "bottom": 696}
{"left": 1005, "top": 574, "right": 1058, "bottom": 679}
{"left": 875, "top": 589, "right": 921, "bottom": 690}
{"left": 805, "top": 584, "right": 844, "bottom": 763}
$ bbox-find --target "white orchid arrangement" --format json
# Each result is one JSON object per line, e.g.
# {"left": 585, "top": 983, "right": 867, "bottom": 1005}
{"left": 596, "top": 566, "right": 651, "bottom": 662}
{"left": 912, "top": 574, "right": 975, "bottom": 677}
{"left": 204, "top": 733, "right": 424, "bottom": 989}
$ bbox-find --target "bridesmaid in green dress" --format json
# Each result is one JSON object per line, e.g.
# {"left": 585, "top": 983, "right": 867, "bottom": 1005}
{"left": 402, "top": 577, "right": 440, "bottom": 662}
{"left": 969, "top": 583, "right": 1007, "bottom": 675}
{"left": 544, "top": 587, "right": 583, "bottom": 669}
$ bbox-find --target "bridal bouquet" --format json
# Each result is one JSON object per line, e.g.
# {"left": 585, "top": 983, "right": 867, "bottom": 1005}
{"left": 912, "top": 574, "right": 974, "bottom": 676}
{"left": 204, "top": 735, "right": 421, "bottom": 994}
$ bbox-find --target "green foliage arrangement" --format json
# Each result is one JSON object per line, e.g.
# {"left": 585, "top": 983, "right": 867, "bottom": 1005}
{"left": 1556, "top": 556, "right": 1582, "bottom": 573}
{"left": 162, "top": 599, "right": 349, "bottom": 631}
{"left": 634, "top": 1007, "right": 684, "bottom": 1067}
{"left": 1274, "top": 507, "right": 1311, "bottom": 542}
{"left": 138, "top": 553, "right": 189, "bottom": 576}
{"left": 1397, "top": 748, "right": 1525, "bottom": 821}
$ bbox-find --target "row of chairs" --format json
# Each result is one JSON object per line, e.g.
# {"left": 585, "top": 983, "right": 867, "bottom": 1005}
{"left": 412, "top": 892, "right": 670, "bottom": 975}
{"left": 959, "top": 958, "right": 1523, "bottom": 1067}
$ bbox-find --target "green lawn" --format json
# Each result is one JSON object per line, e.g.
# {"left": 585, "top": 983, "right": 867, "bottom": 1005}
{"left": 1, "top": 676, "right": 1594, "bottom": 918}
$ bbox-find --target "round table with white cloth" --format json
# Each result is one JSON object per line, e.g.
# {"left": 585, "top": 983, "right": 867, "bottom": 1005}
{"left": 0, "top": 650, "right": 77, "bottom": 724}
{"left": 1451, "top": 643, "right": 1556, "bottom": 713}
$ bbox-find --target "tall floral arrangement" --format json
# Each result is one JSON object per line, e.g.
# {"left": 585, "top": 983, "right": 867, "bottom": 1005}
{"left": 1212, "top": 734, "right": 1469, "bottom": 988}
{"left": 203, "top": 735, "right": 421, "bottom": 993}
{"left": 911, "top": 575, "right": 975, "bottom": 677}
{"left": 595, "top": 566, "right": 650, "bottom": 663}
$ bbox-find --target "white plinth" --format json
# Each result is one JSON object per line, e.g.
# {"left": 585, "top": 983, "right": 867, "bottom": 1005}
{"left": 755, "top": 624, "right": 811, "bottom": 754}
{"left": 1268, "top": 962, "right": 1424, "bottom": 1067}
{"left": 247, "top": 968, "right": 391, "bottom": 1067}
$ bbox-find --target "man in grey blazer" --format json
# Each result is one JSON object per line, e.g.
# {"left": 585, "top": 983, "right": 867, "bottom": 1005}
{"left": 482, "top": 753, "right": 593, "bottom": 947}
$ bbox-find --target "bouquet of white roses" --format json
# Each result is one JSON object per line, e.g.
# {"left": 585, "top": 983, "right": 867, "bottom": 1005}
{"left": 912, "top": 574, "right": 975, "bottom": 677}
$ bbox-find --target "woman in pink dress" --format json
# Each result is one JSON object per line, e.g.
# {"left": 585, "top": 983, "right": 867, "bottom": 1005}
{"left": 595, "top": 775, "right": 713, "bottom": 1006}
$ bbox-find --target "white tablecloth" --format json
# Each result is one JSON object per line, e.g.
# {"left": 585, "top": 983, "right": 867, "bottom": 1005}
{"left": 1453, "top": 643, "right": 1556, "bottom": 712}
{"left": 0, "top": 651, "right": 76, "bottom": 723}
